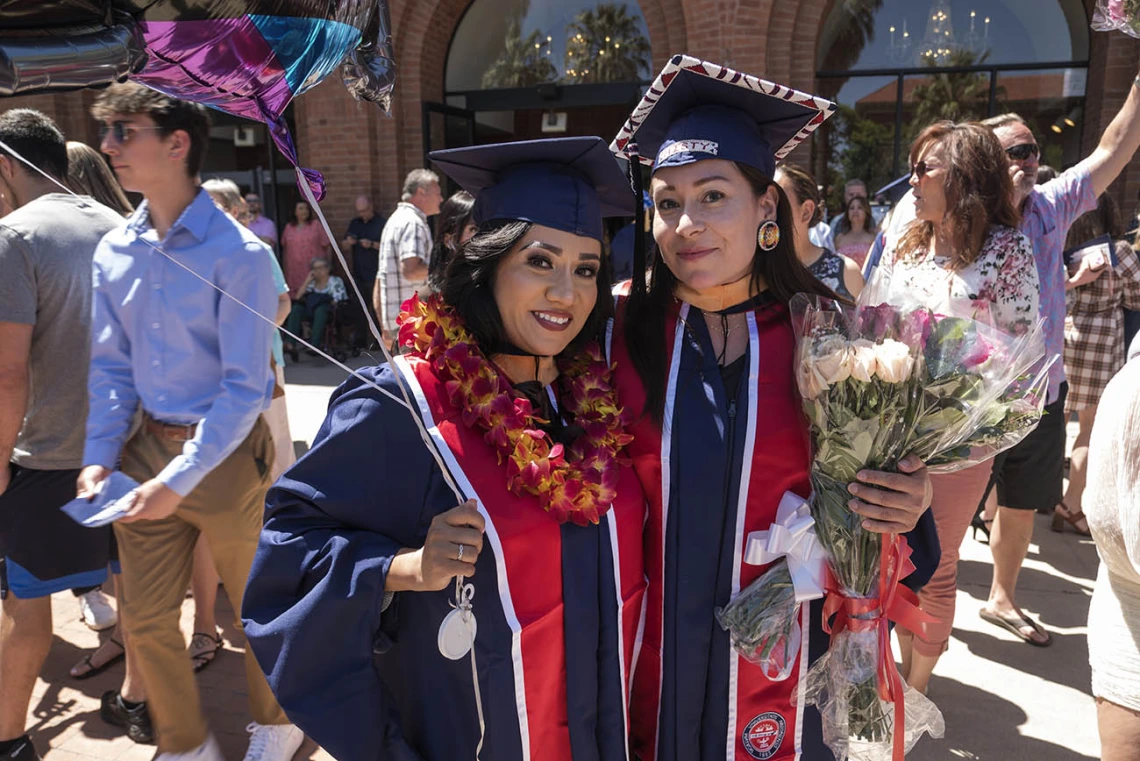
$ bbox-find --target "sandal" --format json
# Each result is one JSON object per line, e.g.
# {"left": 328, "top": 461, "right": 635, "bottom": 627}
{"left": 188, "top": 630, "right": 223, "bottom": 673}
{"left": 979, "top": 607, "right": 1052, "bottom": 647}
{"left": 71, "top": 637, "right": 125, "bottom": 680}
{"left": 1051, "top": 501, "right": 1091, "bottom": 536}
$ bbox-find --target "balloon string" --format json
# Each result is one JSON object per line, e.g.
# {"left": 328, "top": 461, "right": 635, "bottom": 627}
{"left": 302, "top": 168, "right": 486, "bottom": 757}
{"left": 293, "top": 168, "right": 465, "bottom": 503}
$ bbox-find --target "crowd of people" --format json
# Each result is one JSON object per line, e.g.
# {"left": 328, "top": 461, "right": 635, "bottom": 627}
{"left": 1, "top": 51, "right": 1140, "bottom": 761}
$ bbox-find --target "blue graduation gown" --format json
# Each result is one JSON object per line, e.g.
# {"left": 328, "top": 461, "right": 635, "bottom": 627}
{"left": 242, "top": 359, "right": 647, "bottom": 761}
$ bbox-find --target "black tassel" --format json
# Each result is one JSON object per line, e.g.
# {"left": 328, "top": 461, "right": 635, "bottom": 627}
{"left": 629, "top": 147, "right": 647, "bottom": 299}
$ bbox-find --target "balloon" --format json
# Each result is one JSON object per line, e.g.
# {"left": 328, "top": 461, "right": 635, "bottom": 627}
{"left": 0, "top": 1, "right": 397, "bottom": 200}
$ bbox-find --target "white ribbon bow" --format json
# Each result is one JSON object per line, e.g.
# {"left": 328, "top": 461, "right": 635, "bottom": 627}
{"left": 743, "top": 491, "right": 828, "bottom": 603}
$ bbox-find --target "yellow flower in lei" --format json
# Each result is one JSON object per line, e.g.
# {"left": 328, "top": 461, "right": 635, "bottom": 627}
{"left": 397, "top": 294, "right": 634, "bottom": 526}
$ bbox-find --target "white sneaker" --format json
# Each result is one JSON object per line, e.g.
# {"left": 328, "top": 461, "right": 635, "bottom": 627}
{"left": 241, "top": 722, "right": 303, "bottom": 761}
{"left": 155, "top": 734, "right": 224, "bottom": 761}
{"left": 77, "top": 589, "right": 117, "bottom": 631}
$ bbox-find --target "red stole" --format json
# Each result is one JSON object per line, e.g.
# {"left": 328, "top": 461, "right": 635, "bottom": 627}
{"left": 612, "top": 298, "right": 814, "bottom": 761}
{"left": 394, "top": 354, "right": 647, "bottom": 761}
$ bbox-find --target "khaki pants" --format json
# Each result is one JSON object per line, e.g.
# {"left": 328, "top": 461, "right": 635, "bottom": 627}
{"left": 114, "top": 416, "right": 287, "bottom": 752}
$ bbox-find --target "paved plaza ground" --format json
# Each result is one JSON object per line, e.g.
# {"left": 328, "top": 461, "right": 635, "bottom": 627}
{"left": 26, "top": 357, "right": 1102, "bottom": 760}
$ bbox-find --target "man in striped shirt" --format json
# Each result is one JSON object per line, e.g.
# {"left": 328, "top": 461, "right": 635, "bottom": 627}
{"left": 373, "top": 169, "right": 442, "bottom": 344}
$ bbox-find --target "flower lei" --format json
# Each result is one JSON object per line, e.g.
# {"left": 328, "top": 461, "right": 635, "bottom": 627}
{"left": 397, "top": 293, "right": 634, "bottom": 526}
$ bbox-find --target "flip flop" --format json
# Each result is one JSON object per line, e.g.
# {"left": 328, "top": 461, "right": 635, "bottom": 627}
{"left": 979, "top": 608, "right": 1052, "bottom": 647}
{"left": 189, "top": 630, "right": 223, "bottom": 673}
{"left": 71, "top": 637, "right": 125, "bottom": 680}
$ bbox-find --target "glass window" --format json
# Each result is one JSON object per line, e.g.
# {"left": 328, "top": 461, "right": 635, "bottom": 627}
{"left": 815, "top": 0, "right": 1089, "bottom": 207}
{"left": 446, "top": 1, "right": 652, "bottom": 92}
{"left": 819, "top": 0, "right": 1089, "bottom": 73}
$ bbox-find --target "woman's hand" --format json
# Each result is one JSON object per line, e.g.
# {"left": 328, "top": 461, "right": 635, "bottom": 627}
{"left": 846, "top": 455, "right": 932, "bottom": 534}
{"left": 388, "top": 500, "right": 485, "bottom": 592}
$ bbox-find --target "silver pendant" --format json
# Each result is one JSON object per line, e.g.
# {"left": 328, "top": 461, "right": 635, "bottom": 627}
{"left": 438, "top": 580, "right": 477, "bottom": 660}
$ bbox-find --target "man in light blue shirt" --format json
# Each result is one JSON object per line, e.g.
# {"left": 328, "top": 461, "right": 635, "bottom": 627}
{"left": 75, "top": 83, "right": 301, "bottom": 761}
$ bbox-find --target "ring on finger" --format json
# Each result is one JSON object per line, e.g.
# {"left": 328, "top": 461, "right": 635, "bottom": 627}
{"left": 455, "top": 542, "right": 465, "bottom": 561}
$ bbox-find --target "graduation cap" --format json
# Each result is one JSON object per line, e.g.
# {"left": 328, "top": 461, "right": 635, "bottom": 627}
{"left": 429, "top": 136, "right": 634, "bottom": 243}
{"left": 611, "top": 54, "right": 837, "bottom": 177}
{"left": 874, "top": 174, "right": 911, "bottom": 206}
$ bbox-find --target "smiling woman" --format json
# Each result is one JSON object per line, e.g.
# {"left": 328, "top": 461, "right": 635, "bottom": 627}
{"left": 241, "top": 136, "right": 648, "bottom": 761}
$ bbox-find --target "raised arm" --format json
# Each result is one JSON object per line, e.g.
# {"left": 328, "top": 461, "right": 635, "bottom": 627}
{"left": 1083, "top": 72, "right": 1140, "bottom": 197}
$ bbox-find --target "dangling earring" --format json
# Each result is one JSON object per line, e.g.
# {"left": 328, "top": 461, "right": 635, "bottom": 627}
{"left": 757, "top": 219, "right": 780, "bottom": 251}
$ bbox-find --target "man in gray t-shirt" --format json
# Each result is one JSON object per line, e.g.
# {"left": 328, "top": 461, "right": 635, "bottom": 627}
{"left": 0, "top": 109, "right": 122, "bottom": 761}
{"left": 0, "top": 193, "right": 122, "bottom": 467}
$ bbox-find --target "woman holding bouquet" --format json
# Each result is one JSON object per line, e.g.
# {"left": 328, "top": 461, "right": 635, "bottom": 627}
{"left": 607, "top": 56, "right": 938, "bottom": 761}
{"left": 870, "top": 121, "right": 1043, "bottom": 680}
{"left": 241, "top": 137, "right": 647, "bottom": 760}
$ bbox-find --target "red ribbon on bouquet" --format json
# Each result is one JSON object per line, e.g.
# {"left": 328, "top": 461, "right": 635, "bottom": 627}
{"left": 822, "top": 535, "right": 939, "bottom": 761}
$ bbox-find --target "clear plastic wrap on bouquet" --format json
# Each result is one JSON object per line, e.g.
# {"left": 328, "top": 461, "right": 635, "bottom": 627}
{"left": 784, "top": 291, "right": 1048, "bottom": 760}
{"left": 1092, "top": 0, "right": 1140, "bottom": 38}
{"left": 716, "top": 561, "right": 801, "bottom": 681}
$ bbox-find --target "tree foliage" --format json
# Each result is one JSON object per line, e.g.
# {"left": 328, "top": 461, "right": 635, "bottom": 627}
{"left": 563, "top": 3, "right": 650, "bottom": 84}
{"left": 482, "top": 19, "right": 558, "bottom": 89}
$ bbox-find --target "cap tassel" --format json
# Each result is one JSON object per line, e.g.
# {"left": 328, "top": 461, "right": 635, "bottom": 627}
{"left": 629, "top": 149, "right": 647, "bottom": 299}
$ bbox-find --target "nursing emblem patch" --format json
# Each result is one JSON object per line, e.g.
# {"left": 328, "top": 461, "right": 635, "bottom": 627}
{"left": 742, "top": 712, "right": 786, "bottom": 760}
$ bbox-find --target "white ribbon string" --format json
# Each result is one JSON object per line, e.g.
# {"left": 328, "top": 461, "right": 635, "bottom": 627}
{"left": 743, "top": 491, "right": 828, "bottom": 603}
{"left": 1, "top": 139, "right": 485, "bottom": 754}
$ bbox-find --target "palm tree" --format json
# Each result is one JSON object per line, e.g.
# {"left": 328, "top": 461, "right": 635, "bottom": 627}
{"left": 482, "top": 19, "right": 558, "bottom": 89}
{"left": 563, "top": 3, "right": 650, "bottom": 85}
{"left": 907, "top": 49, "right": 1000, "bottom": 138}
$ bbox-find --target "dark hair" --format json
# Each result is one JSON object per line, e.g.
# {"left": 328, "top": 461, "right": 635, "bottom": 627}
{"left": 0, "top": 109, "right": 68, "bottom": 180}
{"left": 1036, "top": 165, "right": 1058, "bottom": 184}
{"left": 91, "top": 82, "right": 211, "bottom": 177}
{"left": 289, "top": 200, "right": 314, "bottom": 226}
{"left": 1066, "top": 193, "right": 1123, "bottom": 249}
{"left": 775, "top": 162, "right": 823, "bottom": 226}
{"left": 837, "top": 195, "right": 874, "bottom": 235}
{"left": 440, "top": 220, "right": 614, "bottom": 357}
{"left": 429, "top": 190, "right": 476, "bottom": 291}
{"left": 625, "top": 161, "right": 840, "bottom": 422}
{"left": 66, "top": 141, "right": 132, "bottom": 215}
{"left": 898, "top": 120, "right": 1020, "bottom": 269}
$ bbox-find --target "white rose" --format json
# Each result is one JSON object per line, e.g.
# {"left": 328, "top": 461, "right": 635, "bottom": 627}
{"left": 849, "top": 339, "right": 878, "bottom": 383}
{"left": 873, "top": 339, "right": 916, "bottom": 383}
{"left": 797, "top": 357, "right": 830, "bottom": 400}
{"left": 811, "top": 337, "right": 853, "bottom": 386}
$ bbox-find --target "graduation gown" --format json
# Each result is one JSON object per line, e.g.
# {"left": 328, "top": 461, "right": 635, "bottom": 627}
{"left": 608, "top": 294, "right": 939, "bottom": 761}
{"left": 242, "top": 357, "right": 647, "bottom": 761}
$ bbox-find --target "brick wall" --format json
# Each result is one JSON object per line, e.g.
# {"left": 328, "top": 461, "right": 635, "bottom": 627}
{"left": 4, "top": 0, "right": 1140, "bottom": 235}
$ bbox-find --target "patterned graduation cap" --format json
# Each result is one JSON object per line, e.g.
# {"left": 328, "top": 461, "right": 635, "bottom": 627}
{"left": 610, "top": 54, "right": 837, "bottom": 177}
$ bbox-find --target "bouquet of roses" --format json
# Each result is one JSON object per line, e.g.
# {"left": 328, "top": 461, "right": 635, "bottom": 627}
{"left": 1093, "top": 0, "right": 1140, "bottom": 37}
{"left": 715, "top": 295, "right": 1050, "bottom": 761}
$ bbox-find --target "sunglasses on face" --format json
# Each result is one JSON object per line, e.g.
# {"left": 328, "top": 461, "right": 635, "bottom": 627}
{"left": 911, "top": 160, "right": 941, "bottom": 180}
{"left": 1005, "top": 143, "right": 1040, "bottom": 161}
{"left": 98, "top": 121, "right": 164, "bottom": 145}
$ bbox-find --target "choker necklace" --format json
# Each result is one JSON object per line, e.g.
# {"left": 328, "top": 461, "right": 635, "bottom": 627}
{"left": 398, "top": 294, "right": 634, "bottom": 526}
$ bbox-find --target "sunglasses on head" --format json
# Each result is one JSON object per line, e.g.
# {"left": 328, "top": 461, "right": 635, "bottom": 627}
{"left": 98, "top": 121, "right": 164, "bottom": 145}
{"left": 1005, "top": 143, "right": 1040, "bottom": 161}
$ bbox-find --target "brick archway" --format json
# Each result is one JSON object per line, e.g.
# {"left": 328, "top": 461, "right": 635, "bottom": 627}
{"left": 388, "top": 0, "right": 685, "bottom": 200}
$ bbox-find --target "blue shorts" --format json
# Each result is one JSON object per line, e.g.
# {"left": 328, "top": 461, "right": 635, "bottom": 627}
{"left": 0, "top": 464, "right": 114, "bottom": 599}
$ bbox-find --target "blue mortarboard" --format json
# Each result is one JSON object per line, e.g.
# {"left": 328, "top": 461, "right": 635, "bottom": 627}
{"left": 874, "top": 174, "right": 911, "bottom": 206}
{"left": 429, "top": 137, "right": 634, "bottom": 243}
{"left": 611, "top": 55, "right": 837, "bottom": 177}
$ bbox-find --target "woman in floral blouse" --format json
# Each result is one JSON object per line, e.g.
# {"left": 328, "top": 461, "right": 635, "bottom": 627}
{"left": 871, "top": 120, "right": 1040, "bottom": 694}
